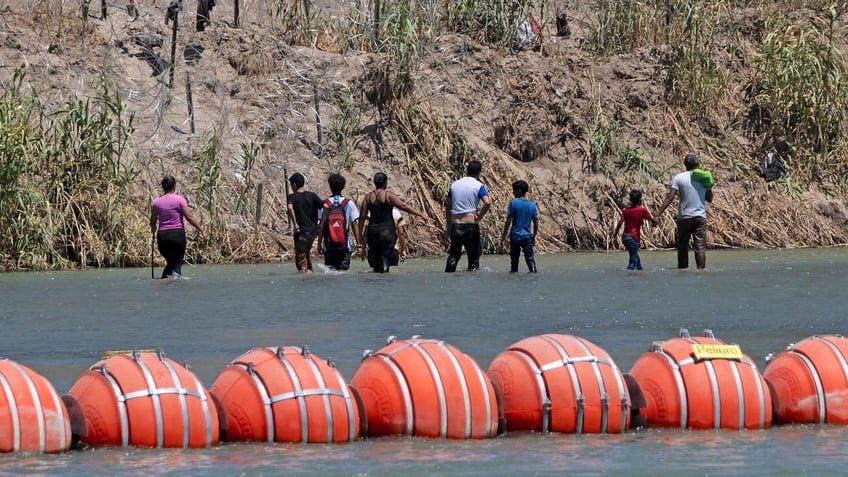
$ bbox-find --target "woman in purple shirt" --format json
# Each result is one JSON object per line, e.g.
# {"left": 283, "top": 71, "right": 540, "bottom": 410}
{"left": 150, "top": 176, "right": 208, "bottom": 278}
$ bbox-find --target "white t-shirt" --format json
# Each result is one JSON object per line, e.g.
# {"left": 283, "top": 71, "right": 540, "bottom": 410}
{"left": 670, "top": 171, "right": 708, "bottom": 219}
{"left": 449, "top": 176, "right": 488, "bottom": 215}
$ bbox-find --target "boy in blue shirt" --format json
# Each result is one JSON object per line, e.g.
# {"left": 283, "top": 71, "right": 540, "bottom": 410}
{"left": 500, "top": 180, "right": 539, "bottom": 273}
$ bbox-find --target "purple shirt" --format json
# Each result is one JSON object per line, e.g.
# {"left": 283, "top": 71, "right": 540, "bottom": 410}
{"left": 152, "top": 193, "right": 187, "bottom": 231}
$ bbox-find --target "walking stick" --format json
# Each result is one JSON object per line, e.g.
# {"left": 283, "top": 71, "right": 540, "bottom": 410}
{"left": 151, "top": 235, "right": 155, "bottom": 279}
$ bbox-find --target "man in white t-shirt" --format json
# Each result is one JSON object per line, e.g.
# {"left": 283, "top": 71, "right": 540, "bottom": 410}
{"left": 655, "top": 153, "right": 714, "bottom": 269}
{"left": 445, "top": 160, "right": 492, "bottom": 272}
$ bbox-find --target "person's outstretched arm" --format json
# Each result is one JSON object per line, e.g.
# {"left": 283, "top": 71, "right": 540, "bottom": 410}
{"left": 655, "top": 189, "right": 677, "bottom": 217}
{"left": 388, "top": 192, "right": 427, "bottom": 219}
{"left": 182, "top": 206, "right": 208, "bottom": 240}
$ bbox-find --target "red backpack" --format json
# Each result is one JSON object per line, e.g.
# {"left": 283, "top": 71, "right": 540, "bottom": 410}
{"left": 323, "top": 197, "right": 350, "bottom": 249}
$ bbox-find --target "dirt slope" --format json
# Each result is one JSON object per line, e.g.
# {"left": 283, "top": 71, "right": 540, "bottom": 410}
{"left": 2, "top": 0, "right": 847, "bottom": 265}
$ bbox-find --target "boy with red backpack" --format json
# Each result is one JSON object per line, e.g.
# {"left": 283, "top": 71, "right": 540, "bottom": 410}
{"left": 316, "top": 173, "right": 361, "bottom": 270}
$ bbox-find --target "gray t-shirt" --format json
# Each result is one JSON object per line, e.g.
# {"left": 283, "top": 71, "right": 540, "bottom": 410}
{"left": 670, "top": 171, "right": 708, "bottom": 219}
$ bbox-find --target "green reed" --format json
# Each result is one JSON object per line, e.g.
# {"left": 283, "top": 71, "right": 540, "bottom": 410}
{"left": 750, "top": 7, "right": 848, "bottom": 182}
{"left": 0, "top": 67, "right": 142, "bottom": 270}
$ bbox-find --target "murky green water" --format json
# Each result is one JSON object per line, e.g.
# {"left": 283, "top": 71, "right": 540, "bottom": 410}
{"left": 1, "top": 248, "right": 846, "bottom": 475}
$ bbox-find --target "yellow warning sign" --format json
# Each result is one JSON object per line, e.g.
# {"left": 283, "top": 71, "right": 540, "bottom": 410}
{"left": 692, "top": 344, "right": 742, "bottom": 361}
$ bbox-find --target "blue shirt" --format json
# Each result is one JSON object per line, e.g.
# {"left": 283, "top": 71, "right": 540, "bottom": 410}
{"left": 506, "top": 198, "right": 538, "bottom": 240}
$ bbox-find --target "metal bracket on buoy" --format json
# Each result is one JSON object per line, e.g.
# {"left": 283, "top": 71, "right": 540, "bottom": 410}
{"left": 386, "top": 335, "right": 397, "bottom": 344}
{"left": 764, "top": 352, "right": 775, "bottom": 363}
{"left": 703, "top": 329, "right": 715, "bottom": 339}
{"left": 326, "top": 357, "right": 336, "bottom": 368}
{"left": 301, "top": 345, "right": 310, "bottom": 357}
{"left": 679, "top": 328, "right": 690, "bottom": 339}
{"left": 361, "top": 349, "right": 373, "bottom": 360}
{"left": 541, "top": 399, "right": 551, "bottom": 433}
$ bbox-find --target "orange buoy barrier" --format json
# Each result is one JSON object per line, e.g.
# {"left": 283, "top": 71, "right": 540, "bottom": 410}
{"left": 0, "top": 358, "right": 71, "bottom": 453}
{"left": 350, "top": 336, "right": 498, "bottom": 439}
{"left": 487, "top": 334, "right": 631, "bottom": 434}
{"left": 764, "top": 335, "right": 848, "bottom": 424}
{"left": 66, "top": 350, "right": 219, "bottom": 448}
{"left": 628, "top": 329, "right": 772, "bottom": 430}
{"left": 209, "top": 346, "right": 360, "bottom": 443}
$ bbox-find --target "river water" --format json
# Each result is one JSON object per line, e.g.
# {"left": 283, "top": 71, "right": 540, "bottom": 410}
{"left": 1, "top": 248, "right": 847, "bottom": 476}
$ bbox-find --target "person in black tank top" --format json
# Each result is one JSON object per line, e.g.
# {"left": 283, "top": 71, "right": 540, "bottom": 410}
{"left": 358, "top": 173, "right": 429, "bottom": 273}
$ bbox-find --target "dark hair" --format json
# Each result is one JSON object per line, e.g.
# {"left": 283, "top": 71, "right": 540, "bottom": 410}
{"left": 466, "top": 160, "right": 483, "bottom": 177}
{"left": 683, "top": 153, "right": 700, "bottom": 170}
{"left": 629, "top": 189, "right": 643, "bottom": 206}
{"left": 512, "top": 180, "right": 529, "bottom": 196}
{"left": 373, "top": 172, "right": 388, "bottom": 189}
{"left": 289, "top": 172, "right": 305, "bottom": 188}
{"left": 161, "top": 175, "right": 176, "bottom": 192}
{"left": 328, "top": 173, "right": 346, "bottom": 195}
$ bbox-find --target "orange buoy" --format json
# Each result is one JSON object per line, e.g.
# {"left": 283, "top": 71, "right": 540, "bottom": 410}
{"left": 628, "top": 329, "right": 772, "bottom": 430}
{"left": 67, "top": 350, "right": 219, "bottom": 448}
{"left": 209, "top": 346, "right": 360, "bottom": 443}
{"left": 350, "top": 336, "right": 498, "bottom": 439}
{"left": 764, "top": 335, "right": 848, "bottom": 424}
{"left": 487, "top": 334, "right": 631, "bottom": 434}
{"left": 0, "top": 358, "right": 71, "bottom": 453}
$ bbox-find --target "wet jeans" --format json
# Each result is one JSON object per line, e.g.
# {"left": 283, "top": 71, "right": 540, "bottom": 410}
{"left": 621, "top": 233, "right": 642, "bottom": 270}
{"left": 509, "top": 236, "right": 537, "bottom": 273}
{"left": 445, "top": 223, "right": 481, "bottom": 272}
{"left": 676, "top": 216, "right": 707, "bottom": 269}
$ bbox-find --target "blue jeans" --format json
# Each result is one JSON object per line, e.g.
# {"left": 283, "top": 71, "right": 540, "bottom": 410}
{"left": 621, "top": 234, "right": 642, "bottom": 270}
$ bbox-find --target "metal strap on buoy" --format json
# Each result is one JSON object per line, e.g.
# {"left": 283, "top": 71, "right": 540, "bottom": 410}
{"left": 669, "top": 331, "right": 769, "bottom": 430}
{"left": 388, "top": 339, "right": 450, "bottom": 437}
{"left": 0, "top": 359, "right": 59, "bottom": 452}
{"left": 98, "top": 366, "right": 130, "bottom": 447}
{"left": 241, "top": 362, "right": 274, "bottom": 442}
{"left": 538, "top": 336, "right": 585, "bottom": 433}
{"left": 511, "top": 349, "right": 551, "bottom": 432}
{"left": 0, "top": 367, "right": 22, "bottom": 451}
{"left": 650, "top": 341, "right": 689, "bottom": 429}
{"left": 242, "top": 347, "right": 353, "bottom": 443}
{"left": 461, "top": 346, "right": 496, "bottom": 438}
{"left": 325, "top": 357, "right": 358, "bottom": 442}
{"left": 160, "top": 355, "right": 215, "bottom": 448}
{"left": 808, "top": 336, "right": 846, "bottom": 423}
{"left": 97, "top": 350, "right": 209, "bottom": 447}
{"left": 373, "top": 349, "right": 415, "bottom": 436}
{"left": 564, "top": 336, "right": 629, "bottom": 434}
{"left": 744, "top": 358, "right": 768, "bottom": 429}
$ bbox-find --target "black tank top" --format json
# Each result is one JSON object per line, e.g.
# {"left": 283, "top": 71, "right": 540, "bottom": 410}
{"left": 368, "top": 190, "right": 394, "bottom": 226}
